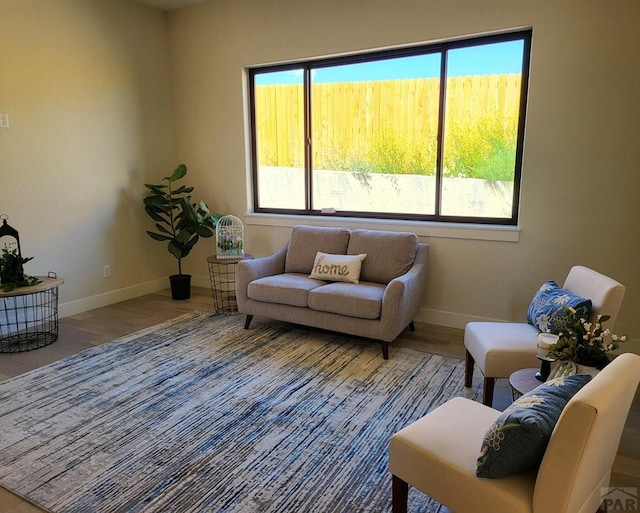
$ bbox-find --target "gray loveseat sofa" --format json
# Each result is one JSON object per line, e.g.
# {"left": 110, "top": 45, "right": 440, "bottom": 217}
{"left": 236, "top": 225, "right": 429, "bottom": 358}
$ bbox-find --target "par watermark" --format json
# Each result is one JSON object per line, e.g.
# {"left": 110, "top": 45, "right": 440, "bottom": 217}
{"left": 602, "top": 488, "right": 638, "bottom": 512}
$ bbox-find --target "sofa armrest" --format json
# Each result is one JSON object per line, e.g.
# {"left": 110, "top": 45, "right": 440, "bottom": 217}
{"left": 236, "top": 243, "right": 288, "bottom": 307}
{"left": 380, "top": 244, "right": 429, "bottom": 335}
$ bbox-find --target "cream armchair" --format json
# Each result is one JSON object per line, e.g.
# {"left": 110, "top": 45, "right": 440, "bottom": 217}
{"left": 389, "top": 353, "right": 640, "bottom": 513}
{"left": 464, "top": 265, "right": 626, "bottom": 406}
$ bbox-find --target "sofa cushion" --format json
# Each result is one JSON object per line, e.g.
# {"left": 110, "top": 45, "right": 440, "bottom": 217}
{"left": 247, "top": 273, "right": 325, "bottom": 307}
{"left": 476, "top": 373, "right": 592, "bottom": 478}
{"left": 308, "top": 282, "right": 385, "bottom": 319}
{"left": 285, "top": 225, "right": 351, "bottom": 274}
{"left": 347, "top": 229, "right": 418, "bottom": 284}
{"left": 309, "top": 252, "right": 367, "bottom": 284}
{"left": 526, "top": 280, "right": 592, "bottom": 333}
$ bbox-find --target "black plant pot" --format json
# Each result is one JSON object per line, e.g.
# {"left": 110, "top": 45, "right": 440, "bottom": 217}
{"left": 169, "top": 274, "right": 191, "bottom": 300}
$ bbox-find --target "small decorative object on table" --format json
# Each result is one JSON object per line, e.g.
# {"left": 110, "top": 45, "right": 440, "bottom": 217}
{"left": 0, "top": 216, "right": 41, "bottom": 292}
{"left": 535, "top": 332, "right": 558, "bottom": 381}
{"left": 216, "top": 215, "right": 244, "bottom": 259}
{"left": 546, "top": 305, "right": 627, "bottom": 379}
{"left": 0, "top": 216, "right": 63, "bottom": 352}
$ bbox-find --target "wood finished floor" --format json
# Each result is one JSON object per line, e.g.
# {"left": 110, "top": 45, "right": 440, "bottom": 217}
{"left": 0, "top": 287, "right": 638, "bottom": 512}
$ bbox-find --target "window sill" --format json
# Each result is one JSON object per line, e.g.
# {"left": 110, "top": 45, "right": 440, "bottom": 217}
{"left": 244, "top": 213, "right": 520, "bottom": 242}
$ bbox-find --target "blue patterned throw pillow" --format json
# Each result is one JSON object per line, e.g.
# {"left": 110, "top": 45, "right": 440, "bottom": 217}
{"left": 476, "top": 374, "right": 592, "bottom": 478}
{"left": 526, "top": 280, "right": 592, "bottom": 333}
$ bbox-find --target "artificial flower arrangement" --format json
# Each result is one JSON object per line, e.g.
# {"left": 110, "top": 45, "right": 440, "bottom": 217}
{"left": 0, "top": 247, "right": 41, "bottom": 292}
{"left": 546, "top": 306, "right": 627, "bottom": 370}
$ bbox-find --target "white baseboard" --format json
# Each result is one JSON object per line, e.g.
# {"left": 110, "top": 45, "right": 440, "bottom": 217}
{"left": 416, "top": 307, "right": 504, "bottom": 329}
{"left": 59, "top": 274, "right": 640, "bottom": 356}
{"left": 192, "top": 274, "right": 211, "bottom": 289}
{"left": 59, "top": 278, "right": 167, "bottom": 319}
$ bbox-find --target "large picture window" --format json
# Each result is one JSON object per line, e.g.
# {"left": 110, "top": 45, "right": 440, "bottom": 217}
{"left": 249, "top": 30, "right": 531, "bottom": 225}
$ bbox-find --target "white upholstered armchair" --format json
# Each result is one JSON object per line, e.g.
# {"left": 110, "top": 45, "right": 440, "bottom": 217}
{"left": 389, "top": 352, "right": 640, "bottom": 513}
{"left": 464, "top": 265, "right": 626, "bottom": 406}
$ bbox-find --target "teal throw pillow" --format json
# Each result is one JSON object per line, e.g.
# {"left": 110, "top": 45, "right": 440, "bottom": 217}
{"left": 476, "top": 373, "right": 592, "bottom": 479}
{"left": 526, "top": 280, "right": 592, "bottom": 333}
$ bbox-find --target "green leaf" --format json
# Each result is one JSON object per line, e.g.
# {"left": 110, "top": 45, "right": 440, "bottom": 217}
{"left": 167, "top": 242, "right": 182, "bottom": 259}
{"left": 154, "top": 223, "right": 172, "bottom": 235}
{"left": 195, "top": 226, "right": 213, "bottom": 237}
{"left": 144, "top": 205, "right": 171, "bottom": 223}
{"left": 146, "top": 231, "right": 172, "bottom": 242}
{"left": 176, "top": 230, "right": 194, "bottom": 244}
{"left": 173, "top": 185, "right": 195, "bottom": 195}
{"left": 144, "top": 195, "right": 171, "bottom": 207}
{"left": 198, "top": 200, "right": 211, "bottom": 214}
{"left": 183, "top": 236, "right": 199, "bottom": 253}
{"left": 180, "top": 198, "right": 198, "bottom": 222}
{"left": 144, "top": 184, "right": 167, "bottom": 193}
{"left": 175, "top": 210, "right": 194, "bottom": 226}
{"left": 167, "top": 164, "right": 187, "bottom": 182}
{"left": 144, "top": 209, "right": 165, "bottom": 224}
{"left": 144, "top": 201, "right": 173, "bottom": 216}
{"left": 144, "top": 202, "right": 169, "bottom": 214}
{"left": 209, "top": 213, "right": 223, "bottom": 226}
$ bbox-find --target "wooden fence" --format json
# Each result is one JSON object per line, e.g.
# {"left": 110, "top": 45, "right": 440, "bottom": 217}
{"left": 254, "top": 74, "right": 522, "bottom": 170}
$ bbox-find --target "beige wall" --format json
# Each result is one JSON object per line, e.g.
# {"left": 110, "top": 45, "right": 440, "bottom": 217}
{"left": 167, "top": 0, "right": 640, "bottom": 338}
{"left": 2, "top": 0, "right": 639, "bottom": 343}
{"left": 1, "top": 0, "right": 178, "bottom": 314}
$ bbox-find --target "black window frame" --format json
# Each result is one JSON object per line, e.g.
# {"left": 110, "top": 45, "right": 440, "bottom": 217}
{"left": 248, "top": 29, "right": 532, "bottom": 226}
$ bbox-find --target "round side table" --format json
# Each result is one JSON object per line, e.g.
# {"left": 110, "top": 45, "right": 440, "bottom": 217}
{"left": 509, "top": 368, "right": 542, "bottom": 400}
{"left": 207, "top": 254, "right": 253, "bottom": 315}
{"left": 0, "top": 276, "right": 64, "bottom": 352}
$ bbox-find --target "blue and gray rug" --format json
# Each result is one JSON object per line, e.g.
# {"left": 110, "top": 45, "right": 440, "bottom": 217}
{"left": 0, "top": 312, "right": 476, "bottom": 512}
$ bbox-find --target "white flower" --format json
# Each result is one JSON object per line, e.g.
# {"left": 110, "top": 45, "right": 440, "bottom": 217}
{"left": 546, "top": 306, "right": 627, "bottom": 365}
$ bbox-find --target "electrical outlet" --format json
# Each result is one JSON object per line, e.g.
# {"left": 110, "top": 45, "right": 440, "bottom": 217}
{"left": 0, "top": 113, "right": 8, "bottom": 129}
{"left": 103, "top": 265, "right": 111, "bottom": 278}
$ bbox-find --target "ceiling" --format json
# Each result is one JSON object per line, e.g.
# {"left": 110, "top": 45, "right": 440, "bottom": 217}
{"left": 133, "top": 0, "right": 209, "bottom": 10}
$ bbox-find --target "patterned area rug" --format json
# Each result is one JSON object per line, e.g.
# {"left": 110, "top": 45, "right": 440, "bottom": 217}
{"left": 0, "top": 312, "right": 477, "bottom": 512}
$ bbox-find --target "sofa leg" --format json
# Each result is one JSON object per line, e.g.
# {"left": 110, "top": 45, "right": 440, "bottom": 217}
{"left": 482, "top": 376, "right": 495, "bottom": 407}
{"left": 381, "top": 341, "right": 389, "bottom": 360}
{"left": 408, "top": 321, "right": 415, "bottom": 332}
{"left": 244, "top": 315, "right": 253, "bottom": 329}
{"left": 392, "top": 475, "right": 408, "bottom": 513}
{"left": 465, "top": 350, "right": 474, "bottom": 388}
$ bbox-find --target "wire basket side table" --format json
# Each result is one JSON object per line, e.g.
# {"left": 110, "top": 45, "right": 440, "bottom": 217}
{"left": 207, "top": 254, "right": 252, "bottom": 315}
{"left": 0, "top": 276, "right": 64, "bottom": 352}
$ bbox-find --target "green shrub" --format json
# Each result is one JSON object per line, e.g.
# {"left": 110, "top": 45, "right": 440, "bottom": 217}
{"left": 443, "top": 116, "right": 517, "bottom": 181}
{"left": 319, "top": 128, "right": 436, "bottom": 176}
{"left": 309, "top": 117, "right": 516, "bottom": 181}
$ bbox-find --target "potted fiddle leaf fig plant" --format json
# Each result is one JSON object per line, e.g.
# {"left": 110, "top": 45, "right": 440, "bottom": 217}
{"left": 143, "top": 163, "right": 222, "bottom": 300}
